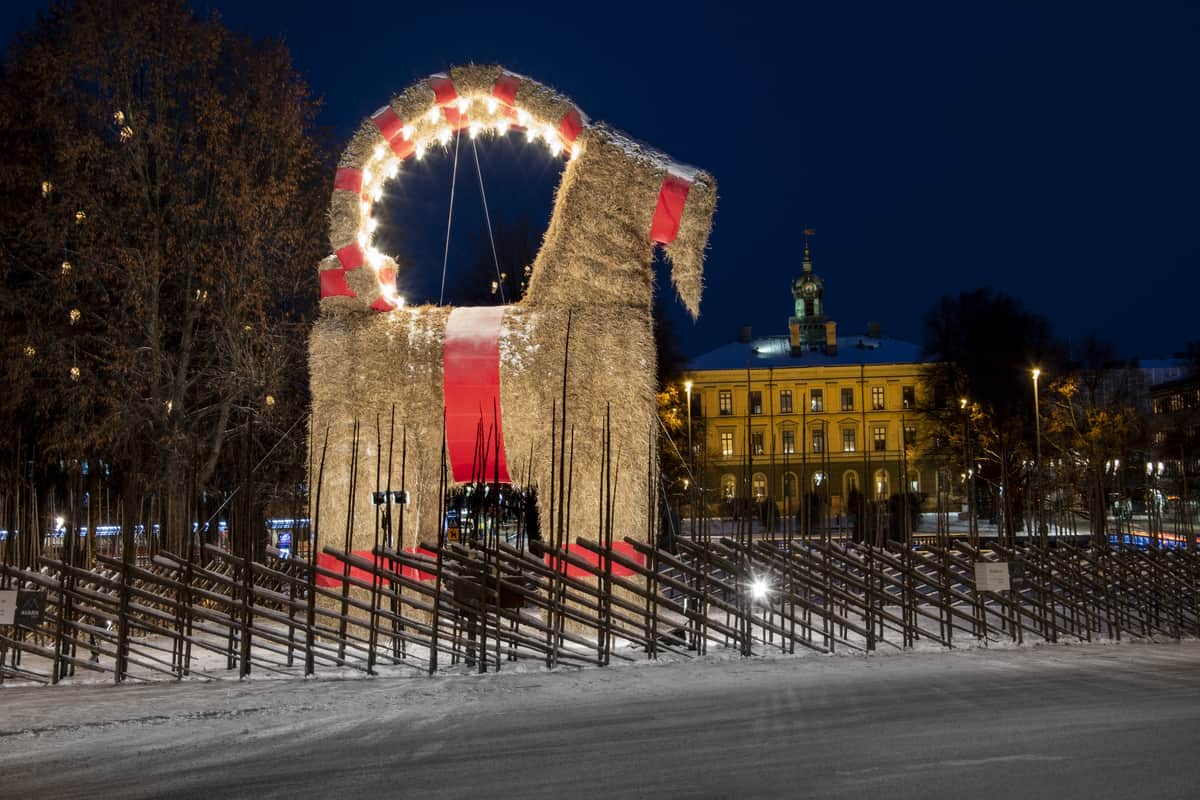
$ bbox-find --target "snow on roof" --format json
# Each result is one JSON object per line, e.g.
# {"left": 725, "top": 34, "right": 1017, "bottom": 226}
{"left": 686, "top": 335, "right": 932, "bottom": 372}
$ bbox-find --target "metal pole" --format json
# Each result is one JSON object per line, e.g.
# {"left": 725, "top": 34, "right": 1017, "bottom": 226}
{"left": 1033, "top": 368, "right": 1043, "bottom": 547}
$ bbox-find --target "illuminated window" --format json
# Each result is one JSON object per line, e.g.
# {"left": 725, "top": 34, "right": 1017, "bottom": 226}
{"left": 752, "top": 431, "right": 764, "bottom": 455}
{"left": 810, "top": 389, "right": 824, "bottom": 412}
{"left": 904, "top": 424, "right": 917, "bottom": 446}
{"left": 780, "top": 390, "right": 793, "bottom": 414}
{"left": 812, "top": 428, "right": 824, "bottom": 453}
{"left": 749, "top": 391, "right": 763, "bottom": 415}
{"left": 873, "top": 425, "right": 887, "bottom": 451}
{"left": 721, "top": 474, "right": 736, "bottom": 499}
{"left": 752, "top": 473, "right": 767, "bottom": 499}
{"left": 874, "top": 469, "right": 890, "bottom": 499}
{"left": 720, "top": 431, "right": 734, "bottom": 457}
{"left": 872, "top": 386, "right": 885, "bottom": 410}
{"left": 782, "top": 429, "right": 795, "bottom": 454}
{"left": 842, "top": 428, "right": 856, "bottom": 452}
{"left": 841, "top": 388, "right": 854, "bottom": 411}
{"left": 719, "top": 390, "right": 733, "bottom": 416}
{"left": 902, "top": 385, "right": 915, "bottom": 409}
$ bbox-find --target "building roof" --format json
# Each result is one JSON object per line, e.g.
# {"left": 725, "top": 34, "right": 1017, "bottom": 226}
{"left": 686, "top": 334, "right": 932, "bottom": 372}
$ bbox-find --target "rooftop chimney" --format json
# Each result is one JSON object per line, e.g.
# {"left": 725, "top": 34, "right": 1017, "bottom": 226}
{"left": 824, "top": 321, "right": 838, "bottom": 356}
{"left": 739, "top": 325, "right": 753, "bottom": 343}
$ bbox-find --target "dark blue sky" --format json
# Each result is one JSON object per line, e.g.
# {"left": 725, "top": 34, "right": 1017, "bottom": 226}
{"left": 6, "top": 1, "right": 1198, "bottom": 359}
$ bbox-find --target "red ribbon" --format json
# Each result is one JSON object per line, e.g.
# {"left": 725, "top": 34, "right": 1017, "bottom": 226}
{"left": 315, "top": 548, "right": 437, "bottom": 587}
{"left": 492, "top": 73, "right": 520, "bottom": 107}
{"left": 443, "top": 307, "right": 511, "bottom": 483}
{"left": 428, "top": 75, "right": 458, "bottom": 106}
{"left": 336, "top": 243, "right": 364, "bottom": 270}
{"left": 649, "top": 174, "right": 692, "bottom": 245}
{"left": 544, "top": 542, "right": 645, "bottom": 578}
{"left": 370, "top": 106, "right": 404, "bottom": 142}
{"left": 319, "top": 268, "right": 356, "bottom": 299}
{"left": 558, "top": 107, "right": 583, "bottom": 144}
{"left": 333, "top": 167, "right": 363, "bottom": 195}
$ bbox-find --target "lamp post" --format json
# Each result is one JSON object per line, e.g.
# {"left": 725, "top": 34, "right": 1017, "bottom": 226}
{"left": 1032, "top": 367, "right": 1043, "bottom": 547}
{"left": 684, "top": 380, "right": 693, "bottom": 530}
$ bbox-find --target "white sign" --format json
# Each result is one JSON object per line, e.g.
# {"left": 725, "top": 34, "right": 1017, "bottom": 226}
{"left": 975, "top": 561, "right": 1011, "bottom": 593}
{"left": 0, "top": 590, "right": 16, "bottom": 625}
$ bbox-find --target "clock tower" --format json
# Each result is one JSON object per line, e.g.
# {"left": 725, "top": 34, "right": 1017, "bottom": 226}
{"left": 789, "top": 241, "right": 830, "bottom": 355}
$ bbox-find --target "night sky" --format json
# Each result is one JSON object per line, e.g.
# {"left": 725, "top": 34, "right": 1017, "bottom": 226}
{"left": 5, "top": 1, "right": 1198, "bottom": 360}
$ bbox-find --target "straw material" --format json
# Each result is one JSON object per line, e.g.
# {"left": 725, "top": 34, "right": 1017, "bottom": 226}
{"left": 310, "top": 66, "right": 717, "bottom": 583}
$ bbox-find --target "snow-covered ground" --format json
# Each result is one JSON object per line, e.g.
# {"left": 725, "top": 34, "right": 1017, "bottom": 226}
{"left": 3, "top": 638, "right": 1200, "bottom": 798}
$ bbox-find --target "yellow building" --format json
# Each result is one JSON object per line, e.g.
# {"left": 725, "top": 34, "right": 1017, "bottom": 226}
{"left": 682, "top": 244, "right": 934, "bottom": 517}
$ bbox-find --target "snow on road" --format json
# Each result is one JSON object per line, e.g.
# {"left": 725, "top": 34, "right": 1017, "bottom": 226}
{"left": 3, "top": 640, "right": 1200, "bottom": 798}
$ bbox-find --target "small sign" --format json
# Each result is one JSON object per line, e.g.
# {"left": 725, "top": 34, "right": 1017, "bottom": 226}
{"left": 975, "top": 561, "right": 1011, "bottom": 593}
{"left": 0, "top": 590, "right": 15, "bottom": 625}
{"left": 15, "top": 590, "right": 46, "bottom": 628}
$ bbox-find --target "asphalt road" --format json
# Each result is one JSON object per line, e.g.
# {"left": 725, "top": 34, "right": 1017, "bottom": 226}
{"left": 3, "top": 641, "right": 1199, "bottom": 798}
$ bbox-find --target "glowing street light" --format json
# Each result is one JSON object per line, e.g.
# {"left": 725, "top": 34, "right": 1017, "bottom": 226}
{"left": 1032, "top": 367, "right": 1044, "bottom": 546}
{"left": 750, "top": 577, "right": 769, "bottom": 601}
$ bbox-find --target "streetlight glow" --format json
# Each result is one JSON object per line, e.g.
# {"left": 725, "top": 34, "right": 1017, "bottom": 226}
{"left": 751, "top": 578, "right": 769, "bottom": 601}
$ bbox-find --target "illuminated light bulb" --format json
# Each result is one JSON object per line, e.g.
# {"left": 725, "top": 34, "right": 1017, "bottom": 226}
{"left": 370, "top": 183, "right": 383, "bottom": 202}
{"left": 384, "top": 159, "right": 400, "bottom": 178}
{"left": 457, "top": 97, "right": 470, "bottom": 113}
{"left": 41, "top": 180, "right": 52, "bottom": 197}
{"left": 517, "top": 109, "right": 531, "bottom": 126}
{"left": 374, "top": 143, "right": 387, "bottom": 160}
{"left": 69, "top": 308, "right": 80, "bottom": 324}
{"left": 265, "top": 394, "right": 276, "bottom": 407}
{"left": 165, "top": 399, "right": 173, "bottom": 414}
{"left": 468, "top": 121, "right": 483, "bottom": 139}
{"left": 357, "top": 230, "right": 369, "bottom": 247}
{"left": 362, "top": 168, "right": 373, "bottom": 185}
{"left": 360, "top": 200, "right": 370, "bottom": 215}
{"left": 366, "top": 217, "right": 378, "bottom": 233}
{"left": 366, "top": 247, "right": 384, "bottom": 267}
{"left": 526, "top": 127, "right": 539, "bottom": 143}
{"left": 548, "top": 138, "right": 563, "bottom": 157}
{"left": 75, "top": 210, "right": 86, "bottom": 224}
{"left": 119, "top": 125, "right": 133, "bottom": 142}
{"left": 23, "top": 345, "right": 36, "bottom": 358}
{"left": 436, "top": 127, "right": 452, "bottom": 146}
{"left": 69, "top": 366, "right": 80, "bottom": 381}
{"left": 61, "top": 260, "right": 72, "bottom": 274}
{"left": 113, "top": 110, "right": 125, "bottom": 125}
{"left": 486, "top": 97, "right": 498, "bottom": 114}
{"left": 542, "top": 124, "right": 557, "bottom": 143}
{"left": 401, "top": 124, "right": 414, "bottom": 140}
{"left": 414, "top": 143, "right": 426, "bottom": 160}
{"left": 569, "top": 144, "right": 580, "bottom": 161}
{"left": 426, "top": 107, "right": 440, "bottom": 124}
{"left": 494, "top": 119, "right": 510, "bottom": 135}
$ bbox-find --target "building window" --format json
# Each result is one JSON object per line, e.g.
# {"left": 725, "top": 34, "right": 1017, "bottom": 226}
{"left": 752, "top": 473, "right": 767, "bottom": 499}
{"left": 844, "top": 471, "right": 859, "bottom": 499}
{"left": 812, "top": 428, "right": 824, "bottom": 453}
{"left": 904, "top": 424, "right": 917, "bottom": 447}
{"left": 874, "top": 469, "right": 890, "bottom": 499}
{"left": 871, "top": 386, "right": 885, "bottom": 410}
{"left": 719, "top": 389, "right": 733, "bottom": 416}
{"left": 749, "top": 390, "right": 763, "bottom": 415}
{"left": 720, "top": 431, "right": 734, "bottom": 457}
{"left": 1153, "top": 397, "right": 1166, "bottom": 415}
{"left": 810, "top": 389, "right": 824, "bottom": 412}
{"left": 780, "top": 390, "right": 793, "bottom": 414}
{"left": 782, "top": 429, "right": 795, "bottom": 455}
{"left": 812, "top": 471, "right": 826, "bottom": 491}
{"left": 782, "top": 472, "right": 798, "bottom": 500}
{"left": 842, "top": 428, "right": 856, "bottom": 452}
{"left": 1170, "top": 393, "right": 1184, "bottom": 412}
{"left": 902, "top": 385, "right": 915, "bottom": 409}
{"left": 752, "top": 431, "right": 765, "bottom": 455}
{"left": 841, "top": 388, "right": 854, "bottom": 411}
{"left": 873, "top": 425, "right": 887, "bottom": 451}
{"left": 1153, "top": 431, "right": 1167, "bottom": 445}
{"left": 721, "top": 474, "right": 736, "bottom": 499}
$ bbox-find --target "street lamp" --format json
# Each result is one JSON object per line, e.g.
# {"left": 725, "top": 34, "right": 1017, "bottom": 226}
{"left": 1032, "top": 367, "right": 1043, "bottom": 546}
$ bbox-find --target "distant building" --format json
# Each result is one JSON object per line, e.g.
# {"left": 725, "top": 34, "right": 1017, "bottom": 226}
{"left": 1148, "top": 373, "right": 1200, "bottom": 505}
{"left": 682, "top": 243, "right": 936, "bottom": 516}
